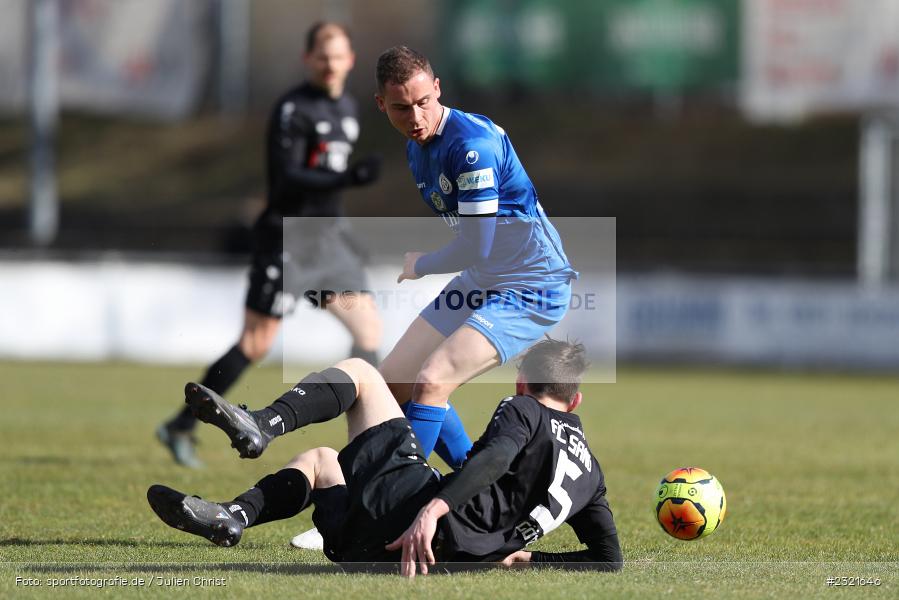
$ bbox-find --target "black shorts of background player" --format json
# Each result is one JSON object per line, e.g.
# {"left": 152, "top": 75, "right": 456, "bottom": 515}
{"left": 147, "top": 339, "right": 622, "bottom": 577}
{"left": 157, "top": 22, "right": 382, "bottom": 468}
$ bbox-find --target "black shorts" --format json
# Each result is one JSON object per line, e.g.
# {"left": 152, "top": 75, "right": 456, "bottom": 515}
{"left": 245, "top": 217, "right": 370, "bottom": 317}
{"left": 311, "top": 418, "right": 441, "bottom": 563}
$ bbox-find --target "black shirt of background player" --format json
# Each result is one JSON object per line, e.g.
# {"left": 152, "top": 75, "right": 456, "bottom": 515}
{"left": 259, "top": 82, "right": 360, "bottom": 234}
{"left": 436, "top": 395, "right": 621, "bottom": 566}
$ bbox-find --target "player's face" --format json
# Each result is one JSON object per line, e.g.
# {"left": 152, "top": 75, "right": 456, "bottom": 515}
{"left": 376, "top": 71, "right": 442, "bottom": 144}
{"left": 304, "top": 34, "right": 355, "bottom": 98}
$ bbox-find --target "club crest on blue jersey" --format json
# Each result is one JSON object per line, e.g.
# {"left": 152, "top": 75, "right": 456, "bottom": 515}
{"left": 439, "top": 173, "right": 453, "bottom": 195}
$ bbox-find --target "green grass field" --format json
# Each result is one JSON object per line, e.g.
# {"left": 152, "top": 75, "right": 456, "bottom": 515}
{"left": 1, "top": 361, "right": 896, "bottom": 598}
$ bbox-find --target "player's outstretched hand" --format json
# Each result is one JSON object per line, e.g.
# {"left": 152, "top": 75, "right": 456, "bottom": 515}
{"left": 397, "top": 252, "right": 425, "bottom": 283}
{"left": 347, "top": 155, "right": 382, "bottom": 186}
{"left": 385, "top": 498, "right": 449, "bottom": 578}
{"left": 500, "top": 550, "right": 532, "bottom": 568}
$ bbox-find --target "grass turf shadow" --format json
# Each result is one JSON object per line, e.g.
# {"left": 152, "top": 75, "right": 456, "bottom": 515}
{"left": 21, "top": 562, "right": 347, "bottom": 576}
{"left": 13, "top": 559, "right": 509, "bottom": 577}
{"left": 0, "top": 537, "right": 199, "bottom": 549}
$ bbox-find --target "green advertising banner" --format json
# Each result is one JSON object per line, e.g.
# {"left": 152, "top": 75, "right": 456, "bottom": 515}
{"left": 593, "top": 0, "right": 740, "bottom": 90}
{"left": 444, "top": 0, "right": 740, "bottom": 91}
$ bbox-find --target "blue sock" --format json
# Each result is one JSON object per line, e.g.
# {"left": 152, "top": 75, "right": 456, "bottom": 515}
{"left": 404, "top": 402, "right": 446, "bottom": 458}
{"left": 434, "top": 404, "right": 472, "bottom": 470}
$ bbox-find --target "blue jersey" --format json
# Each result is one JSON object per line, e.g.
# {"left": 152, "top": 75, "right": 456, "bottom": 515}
{"left": 407, "top": 107, "right": 576, "bottom": 284}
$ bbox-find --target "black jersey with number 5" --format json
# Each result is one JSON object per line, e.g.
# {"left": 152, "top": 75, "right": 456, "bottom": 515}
{"left": 439, "top": 395, "right": 617, "bottom": 560}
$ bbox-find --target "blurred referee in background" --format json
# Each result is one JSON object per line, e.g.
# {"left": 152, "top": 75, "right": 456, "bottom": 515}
{"left": 158, "top": 22, "right": 383, "bottom": 468}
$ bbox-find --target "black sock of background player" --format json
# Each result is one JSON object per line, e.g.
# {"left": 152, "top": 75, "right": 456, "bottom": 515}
{"left": 225, "top": 469, "right": 312, "bottom": 527}
{"left": 350, "top": 344, "right": 379, "bottom": 366}
{"left": 168, "top": 344, "right": 251, "bottom": 431}
{"left": 201, "top": 344, "right": 252, "bottom": 395}
{"left": 251, "top": 368, "right": 357, "bottom": 437}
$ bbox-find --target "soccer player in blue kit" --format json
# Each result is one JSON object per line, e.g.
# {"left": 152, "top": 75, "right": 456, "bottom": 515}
{"left": 374, "top": 46, "right": 578, "bottom": 470}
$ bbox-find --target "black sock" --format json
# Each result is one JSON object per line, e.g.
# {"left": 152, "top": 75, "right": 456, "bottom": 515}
{"left": 167, "top": 405, "right": 199, "bottom": 432}
{"left": 168, "top": 344, "right": 251, "bottom": 431}
{"left": 350, "top": 345, "right": 379, "bottom": 366}
{"left": 252, "top": 407, "right": 286, "bottom": 437}
{"left": 250, "top": 368, "right": 356, "bottom": 437}
{"left": 224, "top": 468, "right": 312, "bottom": 528}
{"left": 201, "top": 344, "right": 252, "bottom": 395}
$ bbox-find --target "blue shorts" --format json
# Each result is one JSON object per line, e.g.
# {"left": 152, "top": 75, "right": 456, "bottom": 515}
{"left": 420, "top": 271, "right": 572, "bottom": 364}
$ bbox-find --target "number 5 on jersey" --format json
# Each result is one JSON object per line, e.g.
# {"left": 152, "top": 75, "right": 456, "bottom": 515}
{"left": 529, "top": 450, "right": 584, "bottom": 537}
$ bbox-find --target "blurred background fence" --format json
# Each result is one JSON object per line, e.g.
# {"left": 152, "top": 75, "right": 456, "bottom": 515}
{"left": 1, "top": 0, "right": 898, "bottom": 369}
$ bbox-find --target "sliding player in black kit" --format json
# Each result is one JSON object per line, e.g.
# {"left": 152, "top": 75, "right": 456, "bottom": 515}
{"left": 157, "top": 22, "right": 382, "bottom": 468}
{"left": 147, "top": 339, "right": 622, "bottom": 577}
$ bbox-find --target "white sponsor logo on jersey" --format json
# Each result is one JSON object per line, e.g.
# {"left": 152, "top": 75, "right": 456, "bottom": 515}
{"left": 457, "top": 168, "right": 494, "bottom": 191}
{"left": 465, "top": 150, "right": 479, "bottom": 164}
{"left": 315, "top": 121, "right": 332, "bottom": 134}
{"left": 341, "top": 117, "right": 360, "bottom": 142}
{"left": 472, "top": 312, "right": 494, "bottom": 330}
{"left": 439, "top": 172, "right": 453, "bottom": 194}
{"left": 324, "top": 140, "right": 351, "bottom": 172}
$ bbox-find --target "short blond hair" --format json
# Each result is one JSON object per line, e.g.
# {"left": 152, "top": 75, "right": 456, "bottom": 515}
{"left": 306, "top": 22, "right": 351, "bottom": 53}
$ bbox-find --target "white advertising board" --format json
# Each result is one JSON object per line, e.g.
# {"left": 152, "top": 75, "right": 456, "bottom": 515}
{"left": 2, "top": 261, "right": 898, "bottom": 372}
{"left": 742, "top": 0, "right": 899, "bottom": 121}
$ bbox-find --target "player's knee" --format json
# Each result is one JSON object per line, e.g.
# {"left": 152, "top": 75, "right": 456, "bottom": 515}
{"left": 239, "top": 326, "right": 277, "bottom": 361}
{"left": 310, "top": 447, "right": 342, "bottom": 487}
{"left": 238, "top": 338, "right": 267, "bottom": 362}
{"left": 413, "top": 364, "right": 453, "bottom": 401}
{"left": 286, "top": 446, "right": 337, "bottom": 469}
{"left": 333, "top": 357, "right": 372, "bottom": 379}
{"left": 333, "top": 357, "right": 382, "bottom": 398}
{"left": 313, "top": 446, "right": 339, "bottom": 464}
{"left": 415, "top": 360, "right": 452, "bottom": 389}
{"left": 284, "top": 449, "right": 312, "bottom": 470}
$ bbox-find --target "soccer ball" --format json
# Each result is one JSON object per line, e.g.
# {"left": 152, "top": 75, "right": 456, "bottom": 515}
{"left": 655, "top": 467, "right": 726, "bottom": 540}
